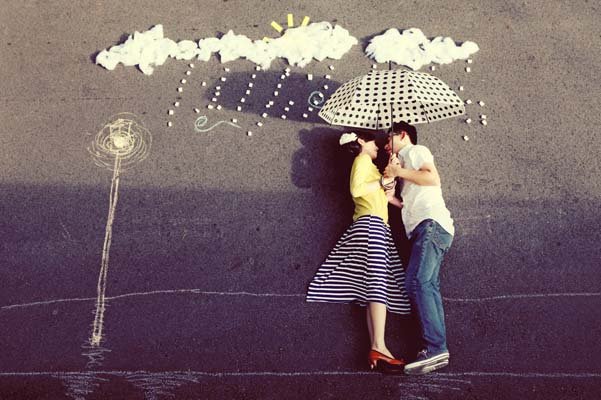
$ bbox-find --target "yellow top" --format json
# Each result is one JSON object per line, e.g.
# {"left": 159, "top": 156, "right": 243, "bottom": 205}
{"left": 350, "top": 153, "right": 389, "bottom": 224}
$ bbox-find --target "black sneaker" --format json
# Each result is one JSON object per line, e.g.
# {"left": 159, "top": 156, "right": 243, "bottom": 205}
{"left": 404, "top": 349, "right": 450, "bottom": 375}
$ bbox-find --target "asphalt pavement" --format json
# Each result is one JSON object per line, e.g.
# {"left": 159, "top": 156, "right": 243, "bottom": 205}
{"left": 1, "top": 1, "right": 600, "bottom": 399}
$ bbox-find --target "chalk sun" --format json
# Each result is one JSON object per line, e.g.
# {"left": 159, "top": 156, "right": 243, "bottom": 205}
{"left": 263, "top": 13, "right": 311, "bottom": 42}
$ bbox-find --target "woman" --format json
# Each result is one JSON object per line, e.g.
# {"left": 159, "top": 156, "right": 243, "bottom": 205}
{"left": 306, "top": 130, "right": 411, "bottom": 373}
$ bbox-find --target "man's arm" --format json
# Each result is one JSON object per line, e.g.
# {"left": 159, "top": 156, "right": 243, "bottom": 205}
{"left": 384, "top": 162, "right": 441, "bottom": 186}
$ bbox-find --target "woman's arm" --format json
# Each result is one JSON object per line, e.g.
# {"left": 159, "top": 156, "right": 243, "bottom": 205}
{"left": 351, "top": 177, "right": 395, "bottom": 197}
{"left": 351, "top": 179, "right": 381, "bottom": 197}
{"left": 350, "top": 156, "right": 393, "bottom": 197}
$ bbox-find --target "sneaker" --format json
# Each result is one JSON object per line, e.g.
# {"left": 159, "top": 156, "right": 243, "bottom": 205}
{"left": 404, "top": 349, "right": 450, "bottom": 375}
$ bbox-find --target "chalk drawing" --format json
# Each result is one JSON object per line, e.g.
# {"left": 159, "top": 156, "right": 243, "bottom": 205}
{"left": 88, "top": 113, "right": 151, "bottom": 171}
{"left": 399, "top": 377, "right": 473, "bottom": 400}
{"left": 444, "top": 292, "right": 601, "bottom": 303}
{"left": 81, "top": 341, "right": 112, "bottom": 369}
{"left": 3, "top": 370, "right": 601, "bottom": 379}
{"left": 52, "top": 372, "right": 108, "bottom": 400}
{"left": 3, "top": 290, "right": 600, "bottom": 311}
{"left": 420, "top": 376, "right": 472, "bottom": 384}
{"left": 126, "top": 372, "right": 198, "bottom": 400}
{"left": 307, "top": 91, "right": 326, "bottom": 108}
{"left": 265, "top": 13, "right": 311, "bottom": 41}
{"left": 59, "top": 219, "right": 74, "bottom": 242}
{"left": 87, "top": 113, "right": 151, "bottom": 347}
{"left": 0, "top": 368, "right": 598, "bottom": 400}
{"left": 194, "top": 115, "right": 241, "bottom": 132}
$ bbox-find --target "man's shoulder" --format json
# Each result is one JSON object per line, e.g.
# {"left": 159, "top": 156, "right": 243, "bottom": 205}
{"left": 410, "top": 144, "right": 431, "bottom": 153}
{"left": 407, "top": 145, "right": 433, "bottom": 158}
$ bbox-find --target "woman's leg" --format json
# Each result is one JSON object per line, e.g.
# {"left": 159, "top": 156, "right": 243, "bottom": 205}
{"left": 366, "top": 306, "right": 374, "bottom": 344}
{"left": 368, "top": 302, "right": 393, "bottom": 358}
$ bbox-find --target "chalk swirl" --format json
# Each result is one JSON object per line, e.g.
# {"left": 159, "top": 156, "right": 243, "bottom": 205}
{"left": 308, "top": 91, "right": 326, "bottom": 108}
{"left": 194, "top": 115, "right": 241, "bottom": 132}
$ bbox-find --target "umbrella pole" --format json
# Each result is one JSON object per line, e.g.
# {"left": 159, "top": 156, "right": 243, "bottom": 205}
{"left": 388, "top": 61, "right": 393, "bottom": 164}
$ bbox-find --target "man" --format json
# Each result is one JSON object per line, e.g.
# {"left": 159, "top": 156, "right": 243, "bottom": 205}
{"left": 384, "top": 121, "right": 455, "bottom": 375}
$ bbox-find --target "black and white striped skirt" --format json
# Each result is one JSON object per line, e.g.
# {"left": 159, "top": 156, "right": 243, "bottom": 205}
{"left": 306, "top": 215, "right": 411, "bottom": 315}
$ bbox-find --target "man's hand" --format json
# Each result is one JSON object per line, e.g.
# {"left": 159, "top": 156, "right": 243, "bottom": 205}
{"left": 384, "top": 154, "right": 403, "bottom": 178}
{"left": 384, "top": 163, "right": 403, "bottom": 179}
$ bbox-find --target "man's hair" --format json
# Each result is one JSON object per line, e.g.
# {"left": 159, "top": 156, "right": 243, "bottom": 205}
{"left": 392, "top": 121, "right": 418, "bottom": 144}
{"left": 341, "top": 130, "right": 376, "bottom": 157}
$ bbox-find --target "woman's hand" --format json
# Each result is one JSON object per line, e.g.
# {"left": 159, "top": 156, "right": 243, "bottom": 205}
{"left": 385, "top": 186, "right": 396, "bottom": 200}
{"left": 380, "top": 176, "right": 396, "bottom": 191}
{"left": 385, "top": 186, "right": 403, "bottom": 209}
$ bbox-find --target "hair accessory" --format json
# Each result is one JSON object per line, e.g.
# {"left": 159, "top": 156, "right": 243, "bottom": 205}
{"left": 339, "top": 132, "right": 358, "bottom": 146}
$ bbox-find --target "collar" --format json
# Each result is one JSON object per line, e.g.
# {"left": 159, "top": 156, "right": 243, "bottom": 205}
{"left": 397, "top": 143, "right": 414, "bottom": 159}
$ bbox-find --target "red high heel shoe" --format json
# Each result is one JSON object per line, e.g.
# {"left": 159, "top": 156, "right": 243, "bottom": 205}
{"left": 368, "top": 350, "right": 406, "bottom": 374}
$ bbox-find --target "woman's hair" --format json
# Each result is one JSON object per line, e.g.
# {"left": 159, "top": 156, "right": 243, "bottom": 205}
{"left": 392, "top": 121, "right": 418, "bottom": 144}
{"left": 340, "top": 130, "right": 376, "bottom": 157}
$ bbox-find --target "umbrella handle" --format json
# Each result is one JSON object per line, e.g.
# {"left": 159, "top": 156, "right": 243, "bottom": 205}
{"left": 388, "top": 131, "right": 394, "bottom": 164}
{"left": 387, "top": 60, "right": 394, "bottom": 162}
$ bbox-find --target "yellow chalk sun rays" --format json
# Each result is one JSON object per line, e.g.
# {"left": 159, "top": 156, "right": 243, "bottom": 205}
{"left": 263, "top": 13, "right": 311, "bottom": 42}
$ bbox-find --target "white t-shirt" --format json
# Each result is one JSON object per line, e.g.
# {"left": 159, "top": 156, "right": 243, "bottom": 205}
{"left": 397, "top": 144, "right": 454, "bottom": 238}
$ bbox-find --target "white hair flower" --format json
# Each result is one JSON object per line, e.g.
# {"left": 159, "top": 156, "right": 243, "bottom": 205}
{"left": 339, "top": 132, "right": 358, "bottom": 145}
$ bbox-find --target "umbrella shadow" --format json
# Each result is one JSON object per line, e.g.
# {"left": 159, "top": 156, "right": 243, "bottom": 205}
{"left": 290, "top": 127, "right": 408, "bottom": 249}
{"left": 199, "top": 71, "right": 343, "bottom": 124}
{"left": 290, "top": 127, "right": 421, "bottom": 358}
{"left": 290, "top": 126, "right": 350, "bottom": 191}
{"left": 290, "top": 127, "right": 407, "bottom": 243}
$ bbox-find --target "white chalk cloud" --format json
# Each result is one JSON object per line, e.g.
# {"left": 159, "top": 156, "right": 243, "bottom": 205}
{"left": 96, "top": 25, "right": 181, "bottom": 75}
{"left": 365, "top": 28, "right": 479, "bottom": 70}
{"left": 269, "top": 22, "right": 357, "bottom": 67}
{"left": 96, "top": 23, "right": 358, "bottom": 75}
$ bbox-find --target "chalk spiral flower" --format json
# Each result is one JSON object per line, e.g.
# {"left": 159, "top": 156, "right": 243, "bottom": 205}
{"left": 88, "top": 113, "right": 151, "bottom": 171}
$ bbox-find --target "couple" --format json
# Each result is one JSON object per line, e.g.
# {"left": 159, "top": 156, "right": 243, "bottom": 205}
{"left": 307, "top": 121, "right": 454, "bottom": 375}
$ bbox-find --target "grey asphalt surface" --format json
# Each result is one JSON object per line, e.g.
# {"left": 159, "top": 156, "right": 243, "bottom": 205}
{"left": 1, "top": 0, "right": 601, "bottom": 399}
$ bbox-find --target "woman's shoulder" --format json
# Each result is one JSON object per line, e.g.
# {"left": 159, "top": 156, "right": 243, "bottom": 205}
{"left": 353, "top": 153, "right": 372, "bottom": 165}
{"left": 351, "top": 154, "right": 373, "bottom": 171}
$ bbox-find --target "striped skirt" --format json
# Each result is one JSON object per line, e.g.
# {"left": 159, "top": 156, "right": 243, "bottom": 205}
{"left": 306, "top": 215, "right": 411, "bottom": 315}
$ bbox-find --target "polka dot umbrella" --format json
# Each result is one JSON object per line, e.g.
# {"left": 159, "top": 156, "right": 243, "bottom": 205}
{"left": 318, "top": 68, "right": 465, "bottom": 130}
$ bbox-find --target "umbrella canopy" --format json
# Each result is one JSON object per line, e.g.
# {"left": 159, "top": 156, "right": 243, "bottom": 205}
{"left": 319, "top": 69, "right": 465, "bottom": 130}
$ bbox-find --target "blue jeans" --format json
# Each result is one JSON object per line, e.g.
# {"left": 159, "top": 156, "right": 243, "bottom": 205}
{"left": 405, "top": 219, "right": 453, "bottom": 355}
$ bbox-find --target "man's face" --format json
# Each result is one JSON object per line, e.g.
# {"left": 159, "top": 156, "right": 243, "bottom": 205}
{"left": 385, "top": 133, "right": 404, "bottom": 154}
